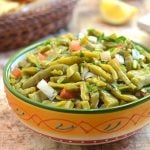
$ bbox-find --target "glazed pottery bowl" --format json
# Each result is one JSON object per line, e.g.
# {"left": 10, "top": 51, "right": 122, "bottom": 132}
{"left": 3, "top": 42, "right": 150, "bottom": 145}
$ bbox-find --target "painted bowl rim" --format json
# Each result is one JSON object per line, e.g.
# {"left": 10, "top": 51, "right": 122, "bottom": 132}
{"left": 3, "top": 40, "right": 150, "bottom": 114}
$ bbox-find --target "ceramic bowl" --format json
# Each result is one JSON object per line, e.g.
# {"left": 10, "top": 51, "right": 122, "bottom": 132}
{"left": 3, "top": 42, "right": 150, "bottom": 145}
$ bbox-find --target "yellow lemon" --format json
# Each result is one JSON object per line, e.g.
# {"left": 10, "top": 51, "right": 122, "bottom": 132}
{"left": 99, "top": 0, "right": 138, "bottom": 25}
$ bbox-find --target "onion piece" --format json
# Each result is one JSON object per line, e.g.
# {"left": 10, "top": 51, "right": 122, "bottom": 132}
{"left": 37, "top": 79, "right": 57, "bottom": 100}
{"left": 115, "top": 54, "right": 125, "bottom": 64}
{"left": 88, "top": 36, "right": 97, "bottom": 43}
{"left": 78, "top": 30, "right": 88, "bottom": 39}
{"left": 84, "top": 72, "right": 94, "bottom": 79}
{"left": 81, "top": 67, "right": 94, "bottom": 80}
{"left": 132, "top": 49, "right": 145, "bottom": 60}
{"left": 81, "top": 67, "right": 89, "bottom": 80}
{"left": 95, "top": 43, "right": 104, "bottom": 50}
{"left": 100, "top": 51, "right": 111, "bottom": 62}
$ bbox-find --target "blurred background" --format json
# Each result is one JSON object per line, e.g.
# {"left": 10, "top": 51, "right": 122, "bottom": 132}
{"left": 0, "top": 0, "right": 150, "bottom": 149}
{"left": 0, "top": 0, "right": 150, "bottom": 67}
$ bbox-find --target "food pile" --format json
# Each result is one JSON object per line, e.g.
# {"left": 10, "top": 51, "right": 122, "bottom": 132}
{"left": 10, "top": 29, "right": 150, "bottom": 109}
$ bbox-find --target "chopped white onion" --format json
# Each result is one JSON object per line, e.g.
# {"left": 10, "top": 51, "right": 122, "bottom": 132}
{"left": 132, "top": 49, "right": 145, "bottom": 60}
{"left": 84, "top": 72, "right": 94, "bottom": 79}
{"left": 88, "top": 36, "right": 97, "bottom": 43}
{"left": 78, "top": 30, "right": 88, "bottom": 39}
{"left": 95, "top": 43, "right": 104, "bottom": 50}
{"left": 140, "top": 55, "right": 145, "bottom": 60}
{"left": 37, "top": 79, "right": 57, "bottom": 100}
{"left": 100, "top": 51, "right": 111, "bottom": 62}
{"left": 81, "top": 67, "right": 89, "bottom": 80}
{"left": 81, "top": 67, "right": 94, "bottom": 80}
{"left": 115, "top": 54, "right": 125, "bottom": 64}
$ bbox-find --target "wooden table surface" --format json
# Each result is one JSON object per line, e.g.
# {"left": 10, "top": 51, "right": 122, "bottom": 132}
{"left": 0, "top": 0, "right": 150, "bottom": 149}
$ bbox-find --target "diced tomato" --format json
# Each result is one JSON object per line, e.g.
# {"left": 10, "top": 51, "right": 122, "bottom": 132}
{"left": 37, "top": 53, "right": 46, "bottom": 60}
{"left": 69, "top": 40, "right": 81, "bottom": 51}
{"left": 60, "top": 89, "right": 76, "bottom": 99}
{"left": 11, "top": 67, "right": 22, "bottom": 78}
{"left": 117, "top": 43, "right": 123, "bottom": 48}
{"left": 44, "top": 50, "right": 51, "bottom": 57}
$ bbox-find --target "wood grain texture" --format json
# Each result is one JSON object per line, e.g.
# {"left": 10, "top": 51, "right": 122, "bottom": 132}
{"left": 0, "top": 0, "right": 150, "bottom": 149}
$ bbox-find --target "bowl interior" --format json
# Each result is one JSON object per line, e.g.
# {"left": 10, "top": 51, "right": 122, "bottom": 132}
{"left": 3, "top": 41, "right": 150, "bottom": 114}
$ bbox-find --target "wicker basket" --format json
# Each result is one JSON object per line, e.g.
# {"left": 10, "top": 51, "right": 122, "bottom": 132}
{"left": 0, "top": 0, "right": 78, "bottom": 51}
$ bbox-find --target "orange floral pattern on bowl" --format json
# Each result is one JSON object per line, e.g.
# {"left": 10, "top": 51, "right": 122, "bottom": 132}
{"left": 5, "top": 88, "right": 150, "bottom": 145}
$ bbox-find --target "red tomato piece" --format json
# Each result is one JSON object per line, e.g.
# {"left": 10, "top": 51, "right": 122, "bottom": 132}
{"left": 60, "top": 89, "right": 76, "bottom": 99}
{"left": 37, "top": 53, "right": 46, "bottom": 60}
{"left": 117, "top": 43, "right": 123, "bottom": 48}
{"left": 12, "top": 67, "right": 22, "bottom": 78}
{"left": 69, "top": 40, "right": 81, "bottom": 51}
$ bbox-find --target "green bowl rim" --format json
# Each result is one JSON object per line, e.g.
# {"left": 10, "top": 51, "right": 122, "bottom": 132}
{"left": 3, "top": 41, "right": 150, "bottom": 114}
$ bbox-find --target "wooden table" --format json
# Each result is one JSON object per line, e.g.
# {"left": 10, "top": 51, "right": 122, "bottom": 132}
{"left": 0, "top": 0, "right": 150, "bottom": 149}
